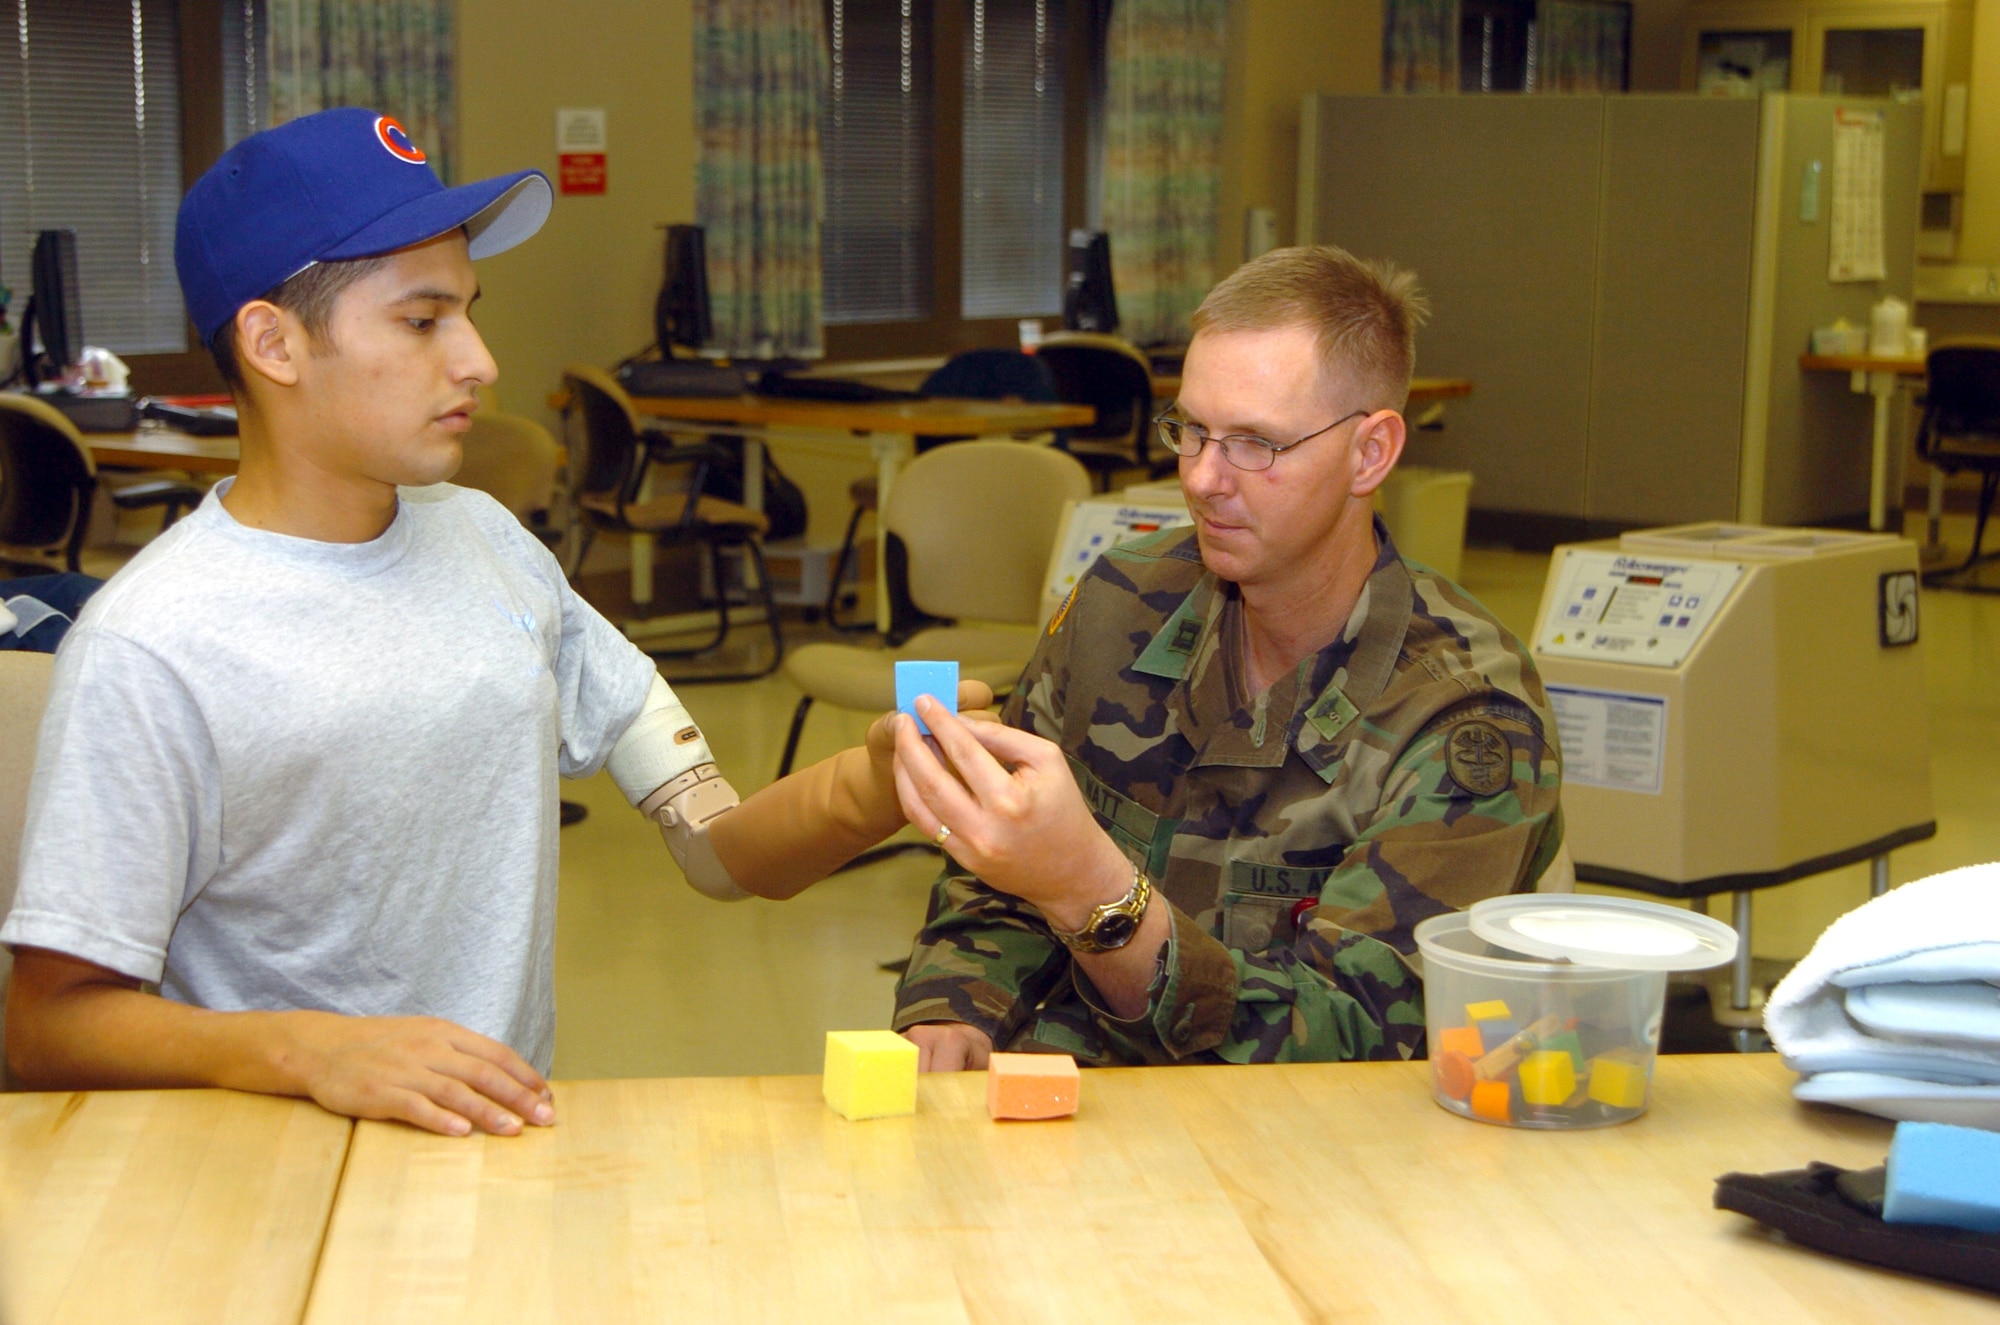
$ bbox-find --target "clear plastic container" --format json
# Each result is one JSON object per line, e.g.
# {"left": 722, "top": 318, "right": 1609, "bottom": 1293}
{"left": 1415, "top": 911, "right": 1669, "bottom": 1129}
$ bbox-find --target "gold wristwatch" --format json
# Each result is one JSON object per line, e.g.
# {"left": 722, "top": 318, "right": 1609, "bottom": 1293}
{"left": 1053, "top": 866, "right": 1152, "bottom": 954}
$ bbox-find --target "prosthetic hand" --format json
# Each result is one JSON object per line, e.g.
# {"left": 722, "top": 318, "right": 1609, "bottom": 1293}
{"left": 605, "top": 674, "right": 749, "bottom": 900}
{"left": 605, "top": 674, "right": 998, "bottom": 902}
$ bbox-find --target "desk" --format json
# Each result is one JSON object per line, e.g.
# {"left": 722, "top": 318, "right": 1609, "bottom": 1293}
{"left": 305, "top": 1056, "right": 1984, "bottom": 1323}
{"left": 0, "top": 1088, "right": 350, "bottom": 1325}
{"left": 1798, "top": 353, "right": 1928, "bottom": 531}
{"left": 88, "top": 426, "right": 240, "bottom": 475}
{"left": 556, "top": 392, "right": 1095, "bottom": 634}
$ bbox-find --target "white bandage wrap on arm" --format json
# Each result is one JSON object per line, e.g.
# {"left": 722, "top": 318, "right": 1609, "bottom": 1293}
{"left": 606, "top": 675, "right": 750, "bottom": 901}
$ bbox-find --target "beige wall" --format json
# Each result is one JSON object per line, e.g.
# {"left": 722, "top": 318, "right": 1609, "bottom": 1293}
{"left": 1216, "top": 1, "right": 1382, "bottom": 274}
{"left": 456, "top": 0, "right": 696, "bottom": 426}
{"left": 1959, "top": 0, "right": 2000, "bottom": 260}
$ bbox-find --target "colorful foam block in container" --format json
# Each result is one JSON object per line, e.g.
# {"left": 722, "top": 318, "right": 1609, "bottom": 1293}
{"left": 1465, "top": 999, "right": 1512, "bottom": 1023}
{"left": 986, "top": 1052, "right": 1081, "bottom": 1120}
{"left": 1540, "top": 1029, "right": 1585, "bottom": 1073}
{"left": 1435, "top": 1025, "right": 1484, "bottom": 1060}
{"left": 1585, "top": 1049, "right": 1650, "bottom": 1109}
{"left": 1469, "top": 1079, "right": 1512, "bottom": 1123}
{"left": 895, "top": 660, "right": 959, "bottom": 735}
{"left": 823, "top": 1030, "right": 919, "bottom": 1121}
{"left": 1434, "top": 1052, "right": 1475, "bottom": 1101}
{"left": 1883, "top": 1121, "right": 2000, "bottom": 1233}
{"left": 1517, "top": 1049, "right": 1578, "bottom": 1107}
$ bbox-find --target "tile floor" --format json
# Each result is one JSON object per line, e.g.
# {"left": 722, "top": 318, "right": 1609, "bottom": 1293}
{"left": 540, "top": 512, "right": 2000, "bottom": 1080}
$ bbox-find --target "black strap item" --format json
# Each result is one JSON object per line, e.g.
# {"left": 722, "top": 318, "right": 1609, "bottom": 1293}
{"left": 1714, "top": 1162, "right": 2000, "bottom": 1296}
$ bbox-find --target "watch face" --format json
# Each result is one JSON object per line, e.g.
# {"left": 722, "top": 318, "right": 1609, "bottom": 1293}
{"left": 1094, "top": 912, "right": 1139, "bottom": 948}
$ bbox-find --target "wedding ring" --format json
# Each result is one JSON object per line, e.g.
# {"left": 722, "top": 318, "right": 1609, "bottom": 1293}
{"left": 934, "top": 824, "right": 953, "bottom": 847}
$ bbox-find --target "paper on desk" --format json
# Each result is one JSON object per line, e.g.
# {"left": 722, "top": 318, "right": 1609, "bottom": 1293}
{"left": 1830, "top": 108, "right": 1886, "bottom": 283}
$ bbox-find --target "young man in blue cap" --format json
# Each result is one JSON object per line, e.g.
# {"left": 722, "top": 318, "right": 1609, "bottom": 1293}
{"left": 2, "top": 109, "right": 967, "bottom": 1135}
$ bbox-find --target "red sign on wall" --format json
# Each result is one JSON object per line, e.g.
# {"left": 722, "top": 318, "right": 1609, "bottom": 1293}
{"left": 559, "top": 152, "right": 606, "bottom": 195}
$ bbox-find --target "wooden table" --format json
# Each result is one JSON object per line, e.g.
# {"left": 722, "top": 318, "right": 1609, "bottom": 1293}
{"left": 88, "top": 426, "right": 240, "bottom": 474}
{"left": 0, "top": 1088, "right": 350, "bottom": 1325}
{"left": 1798, "top": 352, "right": 1928, "bottom": 532}
{"left": 557, "top": 392, "right": 1096, "bottom": 635}
{"left": 303, "top": 1055, "right": 1988, "bottom": 1322}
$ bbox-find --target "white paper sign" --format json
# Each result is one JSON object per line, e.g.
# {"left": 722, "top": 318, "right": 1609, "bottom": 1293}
{"left": 1830, "top": 107, "right": 1886, "bottom": 283}
{"left": 556, "top": 107, "right": 607, "bottom": 152}
{"left": 1549, "top": 685, "right": 1667, "bottom": 795}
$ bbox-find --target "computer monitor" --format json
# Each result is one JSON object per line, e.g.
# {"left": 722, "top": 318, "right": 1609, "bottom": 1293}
{"left": 1062, "top": 229, "right": 1118, "bottom": 335}
{"left": 22, "top": 229, "right": 81, "bottom": 387}
{"left": 655, "top": 224, "right": 714, "bottom": 356}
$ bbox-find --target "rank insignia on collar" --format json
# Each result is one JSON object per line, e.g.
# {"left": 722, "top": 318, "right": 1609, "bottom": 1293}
{"left": 1170, "top": 616, "right": 1202, "bottom": 654}
{"left": 1445, "top": 720, "right": 1511, "bottom": 797}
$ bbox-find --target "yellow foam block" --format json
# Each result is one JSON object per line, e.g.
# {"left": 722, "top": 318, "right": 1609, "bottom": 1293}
{"left": 1518, "top": 1049, "right": 1578, "bottom": 1107}
{"left": 1465, "top": 999, "right": 1513, "bottom": 1023}
{"left": 1587, "top": 1050, "right": 1651, "bottom": 1110}
{"left": 823, "top": 1030, "right": 919, "bottom": 1120}
{"left": 987, "top": 1052, "right": 1081, "bottom": 1120}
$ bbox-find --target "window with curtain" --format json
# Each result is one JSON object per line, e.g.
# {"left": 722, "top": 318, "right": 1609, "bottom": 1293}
{"left": 819, "top": 0, "right": 1102, "bottom": 358}
{"left": 823, "top": 0, "right": 935, "bottom": 325}
{"left": 961, "top": 0, "right": 1067, "bottom": 320}
{"left": 222, "top": 0, "right": 273, "bottom": 148}
{"left": 0, "top": 0, "right": 185, "bottom": 357}
{"left": 1385, "top": 0, "right": 1629, "bottom": 93}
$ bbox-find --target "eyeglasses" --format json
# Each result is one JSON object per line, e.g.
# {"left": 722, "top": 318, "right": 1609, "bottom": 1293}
{"left": 1154, "top": 408, "right": 1370, "bottom": 472}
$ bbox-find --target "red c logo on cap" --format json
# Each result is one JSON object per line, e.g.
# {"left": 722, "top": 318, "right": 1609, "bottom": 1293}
{"left": 374, "top": 115, "right": 427, "bottom": 164}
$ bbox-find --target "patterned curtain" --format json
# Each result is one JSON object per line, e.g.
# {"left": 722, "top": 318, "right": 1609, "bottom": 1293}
{"left": 268, "top": 1, "right": 455, "bottom": 182}
{"left": 1383, "top": 0, "right": 1460, "bottom": 93}
{"left": 694, "top": 0, "right": 827, "bottom": 358}
{"left": 1102, "top": 0, "right": 1228, "bottom": 348}
{"left": 1536, "top": 0, "right": 1630, "bottom": 93}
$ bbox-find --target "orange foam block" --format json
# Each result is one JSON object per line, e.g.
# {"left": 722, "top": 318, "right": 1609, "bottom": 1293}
{"left": 1470, "top": 1079, "right": 1512, "bottom": 1123}
{"left": 986, "top": 1052, "right": 1081, "bottom": 1120}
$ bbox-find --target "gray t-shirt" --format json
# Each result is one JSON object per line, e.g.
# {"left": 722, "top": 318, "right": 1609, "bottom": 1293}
{"left": 2, "top": 481, "right": 653, "bottom": 1073}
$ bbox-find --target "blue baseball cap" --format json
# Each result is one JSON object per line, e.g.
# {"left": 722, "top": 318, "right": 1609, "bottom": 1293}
{"left": 176, "top": 107, "right": 552, "bottom": 344}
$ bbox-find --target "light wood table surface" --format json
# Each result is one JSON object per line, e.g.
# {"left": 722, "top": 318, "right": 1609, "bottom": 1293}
{"left": 0, "top": 1088, "right": 351, "bottom": 1325}
{"left": 88, "top": 426, "right": 240, "bottom": 474}
{"left": 303, "top": 1055, "right": 1988, "bottom": 1323}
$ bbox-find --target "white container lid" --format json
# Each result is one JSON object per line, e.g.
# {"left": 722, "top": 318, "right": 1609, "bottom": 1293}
{"left": 1467, "top": 894, "right": 1739, "bottom": 972}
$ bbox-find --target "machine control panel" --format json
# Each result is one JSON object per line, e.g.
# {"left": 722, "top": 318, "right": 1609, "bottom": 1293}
{"left": 1535, "top": 550, "right": 1745, "bottom": 670}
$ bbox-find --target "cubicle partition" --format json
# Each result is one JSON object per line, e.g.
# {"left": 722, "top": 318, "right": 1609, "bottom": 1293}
{"left": 1298, "top": 94, "right": 1921, "bottom": 532}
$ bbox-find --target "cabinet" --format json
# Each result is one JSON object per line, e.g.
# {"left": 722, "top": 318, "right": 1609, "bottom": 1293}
{"left": 1685, "top": 0, "right": 1970, "bottom": 192}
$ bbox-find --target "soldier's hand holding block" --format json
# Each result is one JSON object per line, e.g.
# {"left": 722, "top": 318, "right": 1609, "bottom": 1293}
{"left": 891, "top": 696, "right": 1131, "bottom": 933}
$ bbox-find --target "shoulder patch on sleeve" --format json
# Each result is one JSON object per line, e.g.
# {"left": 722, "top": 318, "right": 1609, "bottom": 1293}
{"left": 1048, "top": 584, "right": 1078, "bottom": 636}
{"left": 1445, "top": 719, "right": 1512, "bottom": 797}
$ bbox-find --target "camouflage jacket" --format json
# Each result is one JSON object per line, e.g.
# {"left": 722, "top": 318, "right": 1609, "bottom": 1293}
{"left": 891, "top": 520, "right": 1563, "bottom": 1065}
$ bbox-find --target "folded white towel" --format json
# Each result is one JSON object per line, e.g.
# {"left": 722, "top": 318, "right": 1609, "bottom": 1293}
{"left": 1765, "top": 863, "right": 2000, "bottom": 1126}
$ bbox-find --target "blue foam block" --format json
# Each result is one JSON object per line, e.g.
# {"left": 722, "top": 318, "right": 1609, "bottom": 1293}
{"left": 1476, "top": 1018, "right": 1522, "bottom": 1054}
{"left": 1883, "top": 1120, "right": 2000, "bottom": 1233}
{"left": 895, "top": 660, "right": 959, "bottom": 735}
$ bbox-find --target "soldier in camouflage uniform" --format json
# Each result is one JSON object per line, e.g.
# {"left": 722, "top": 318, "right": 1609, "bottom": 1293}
{"left": 885, "top": 245, "right": 1564, "bottom": 1070}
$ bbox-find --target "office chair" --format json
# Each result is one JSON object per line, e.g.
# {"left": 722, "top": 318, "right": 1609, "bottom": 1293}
{"left": 562, "top": 364, "right": 783, "bottom": 679}
{"left": 1915, "top": 340, "right": 2000, "bottom": 592}
{"left": 823, "top": 348, "right": 1061, "bottom": 633}
{"left": 1035, "top": 332, "right": 1161, "bottom": 492}
{"left": 454, "top": 408, "right": 562, "bottom": 530}
{"left": 0, "top": 650, "right": 54, "bottom": 1087}
{"left": 0, "top": 394, "right": 201, "bottom": 573}
{"left": 780, "top": 441, "right": 1090, "bottom": 807}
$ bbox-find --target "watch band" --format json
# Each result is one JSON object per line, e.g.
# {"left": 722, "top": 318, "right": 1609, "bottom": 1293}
{"left": 1054, "top": 866, "right": 1152, "bottom": 954}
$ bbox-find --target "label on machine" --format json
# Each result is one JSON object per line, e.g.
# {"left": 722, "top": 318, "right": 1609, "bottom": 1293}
{"left": 1547, "top": 685, "right": 1667, "bottom": 795}
{"left": 1535, "top": 551, "right": 1744, "bottom": 669}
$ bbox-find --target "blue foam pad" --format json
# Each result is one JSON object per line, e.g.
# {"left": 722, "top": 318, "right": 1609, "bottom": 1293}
{"left": 1883, "top": 1120, "right": 2000, "bottom": 1232}
{"left": 895, "top": 660, "right": 959, "bottom": 735}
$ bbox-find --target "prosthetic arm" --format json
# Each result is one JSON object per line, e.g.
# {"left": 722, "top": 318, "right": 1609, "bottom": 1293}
{"left": 606, "top": 674, "right": 939, "bottom": 902}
